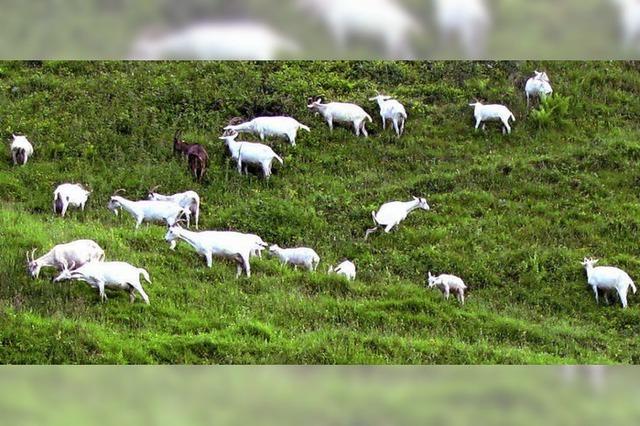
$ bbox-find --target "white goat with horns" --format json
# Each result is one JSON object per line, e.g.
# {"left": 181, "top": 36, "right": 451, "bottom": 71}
{"left": 26, "top": 240, "right": 105, "bottom": 279}
{"left": 147, "top": 187, "right": 201, "bottom": 230}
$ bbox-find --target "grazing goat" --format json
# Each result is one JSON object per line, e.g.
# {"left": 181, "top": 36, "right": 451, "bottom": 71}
{"left": 581, "top": 257, "right": 637, "bottom": 309}
{"left": 54, "top": 260, "right": 150, "bottom": 304}
{"left": 148, "top": 187, "right": 201, "bottom": 230}
{"left": 172, "top": 131, "right": 209, "bottom": 182}
{"left": 369, "top": 94, "right": 407, "bottom": 137}
{"left": 219, "top": 131, "right": 283, "bottom": 179}
{"left": 130, "top": 21, "right": 300, "bottom": 60}
{"left": 307, "top": 98, "right": 372, "bottom": 137}
{"left": 365, "top": 197, "right": 430, "bottom": 239}
{"left": 268, "top": 245, "right": 320, "bottom": 271}
{"left": 328, "top": 260, "right": 356, "bottom": 281}
{"left": 26, "top": 240, "right": 105, "bottom": 279}
{"left": 428, "top": 271, "right": 467, "bottom": 305}
{"left": 165, "top": 225, "right": 264, "bottom": 278}
{"left": 10, "top": 134, "right": 34, "bottom": 166}
{"left": 224, "top": 116, "right": 311, "bottom": 147}
{"left": 108, "top": 190, "right": 191, "bottom": 229}
{"left": 469, "top": 101, "right": 515, "bottom": 135}
{"left": 525, "top": 70, "right": 553, "bottom": 107}
{"left": 299, "top": 0, "right": 422, "bottom": 58}
{"left": 53, "top": 183, "right": 90, "bottom": 217}
{"left": 433, "top": 0, "right": 490, "bottom": 58}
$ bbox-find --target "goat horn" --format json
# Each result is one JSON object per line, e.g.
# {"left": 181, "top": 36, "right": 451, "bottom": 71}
{"left": 149, "top": 185, "right": 161, "bottom": 193}
{"left": 113, "top": 188, "right": 126, "bottom": 195}
{"left": 30, "top": 248, "right": 37, "bottom": 262}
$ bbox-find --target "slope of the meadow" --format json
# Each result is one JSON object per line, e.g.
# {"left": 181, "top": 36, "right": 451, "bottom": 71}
{"left": 0, "top": 61, "right": 639, "bottom": 364}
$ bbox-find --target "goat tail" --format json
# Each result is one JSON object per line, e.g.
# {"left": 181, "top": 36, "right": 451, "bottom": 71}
{"left": 299, "top": 124, "right": 311, "bottom": 133}
{"left": 510, "top": 112, "right": 516, "bottom": 122}
{"left": 275, "top": 154, "right": 284, "bottom": 165}
{"left": 139, "top": 268, "right": 151, "bottom": 284}
{"left": 365, "top": 113, "right": 373, "bottom": 123}
{"left": 630, "top": 279, "right": 637, "bottom": 294}
{"left": 371, "top": 211, "right": 378, "bottom": 225}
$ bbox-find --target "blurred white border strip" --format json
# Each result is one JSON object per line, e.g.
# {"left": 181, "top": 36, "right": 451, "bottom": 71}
{"left": 0, "top": 366, "right": 637, "bottom": 424}
{"left": 0, "top": 1, "right": 638, "bottom": 59}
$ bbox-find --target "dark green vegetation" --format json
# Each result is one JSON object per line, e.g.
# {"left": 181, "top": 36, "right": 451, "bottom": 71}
{"left": 1, "top": 61, "right": 639, "bottom": 364}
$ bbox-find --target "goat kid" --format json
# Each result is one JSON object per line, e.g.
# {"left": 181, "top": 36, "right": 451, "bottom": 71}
{"left": 469, "top": 101, "right": 515, "bottom": 135}
{"left": 581, "top": 257, "right": 637, "bottom": 308}
{"left": 328, "top": 260, "right": 356, "bottom": 281}
{"left": 268, "top": 245, "right": 320, "bottom": 271}
{"left": 525, "top": 70, "right": 553, "bottom": 107}
{"left": 219, "top": 131, "right": 283, "bottom": 179}
{"left": 428, "top": 272, "right": 467, "bottom": 305}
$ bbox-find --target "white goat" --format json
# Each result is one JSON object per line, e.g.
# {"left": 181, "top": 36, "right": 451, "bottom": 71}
{"left": 147, "top": 187, "right": 201, "bottom": 230}
{"left": 269, "top": 245, "right": 320, "bottom": 271}
{"left": 525, "top": 70, "right": 553, "bottom": 107}
{"left": 328, "top": 260, "right": 356, "bottom": 281}
{"left": 107, "top": 192, "right": 191, "bottom": 229}
{"left": 428, "top": 272, "right": 467, "bottom": 305}
{"left": 10, "top": 134, "right": 34, "bottom": 166}
{"left": 581, "top": 257, "right": 637, "bottom": 309}
{"left": 130, "top": 21, "right": 300, "bottom": 60}
{"left": 224, "top": 117, "right": 311, "bottom": 147}
{"left": 369, "top": 94, "right": 407, "bottom": 136}
{"left": 469, "top": 101, "right": 516, "bottom": 135}
{"left": 165, "top": 226, "right": 264, "bottom": 278}
{"left": 299, "top": 0, "right": 422, "bottom": 58}
{"left": 219, "top": 131, "right": 283, "bottom": 179}
{"left": 53, "top": 183, "right": 90, "bottom": 217}
{"left": 26, "top": 240, "right": 105, "bottom": 279}
{"left": 54, "top": 260, "right": 150, "bottom": 304}
{"left": 611, "top": 0, "right": 640, "bottom": 50}
{"left": 433, "top": 0, "right": 490, "bottom": 58}
{"left": 307, "top": 98, "right": 373, "bottom": 137}
{"left": 365, "top": 197, "right": 430, "bottom": 239}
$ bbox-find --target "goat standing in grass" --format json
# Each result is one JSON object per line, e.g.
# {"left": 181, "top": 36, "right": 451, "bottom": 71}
{"left": 307, "top": 98, "right": 372, "bottom": 137}
{"left": 428, "top": 272, "right": 467, "bottom": 305}
{"left": 148, "top": 187, "right": 201, "bottom": 230}
{"left": 269, "top": 245, "right": 320, "bottom": 272}
{"left": 219, "top": 131, "right": 283, "bottom": 179}
{"left": 469, "top": 101, "right": 515, "bottom": 135}
{"left": 365, "top": 197, "right": 430, "bottom": 239}
{"left": 26, "top": 240, "right": 105, "bottom": 279}
{"left": 108, "top": 190, "right": 191, "bottom": 229}
{"left": 581, "top": 257, "right": 636, "bottom": 308}
{"left": 224, "top": 116, "right": 311, "bottom": 147}
{"left": 54, "top": 260, "right": 151, "bottom": 304}
{"left": 172, "top": 131, "right": 209, "bottom": 182}
{"left": 525, "top": 70, "right": 553, "bottom": 107}
{"left": 370, "top": 94, "right": 407, "bottom": 137}
{"left": 10, "top": 134, "right": 34, "bottom": 166}
{"left": 53, "top": 183, "right": 90, "bottom": 217}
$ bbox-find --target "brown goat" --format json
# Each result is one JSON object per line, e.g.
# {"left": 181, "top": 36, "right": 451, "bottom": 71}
{"left": 172, "top": 130, "right": 209, "bottom": 181}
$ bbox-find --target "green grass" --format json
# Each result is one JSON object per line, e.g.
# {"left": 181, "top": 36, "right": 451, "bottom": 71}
{"left": 1, "top": 61, "right": 640, "bottom": 364}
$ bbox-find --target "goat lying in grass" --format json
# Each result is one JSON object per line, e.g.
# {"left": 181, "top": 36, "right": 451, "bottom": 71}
{"left": 581, "top": 257, "right": 636, "bottom": 308}
{"left": 428, "top": 272, "right": 467, "bottom": 305}
{"left": 27, "top": 240, "right": 105, "bottom": 279}
{"left": 54, "top": 260, "right": 151, "bottom": 304}
{"left": 365, "top": 197, "right": 430, "bottom": 239}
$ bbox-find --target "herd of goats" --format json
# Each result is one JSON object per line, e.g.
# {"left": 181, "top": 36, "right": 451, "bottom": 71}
{"left": 8, "top": 70, "right": 638, "bottom": 310}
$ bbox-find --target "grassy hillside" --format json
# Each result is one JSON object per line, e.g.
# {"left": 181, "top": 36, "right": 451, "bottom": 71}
{"left": 1, "top": 61, "right": 639, "bottom": 364}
